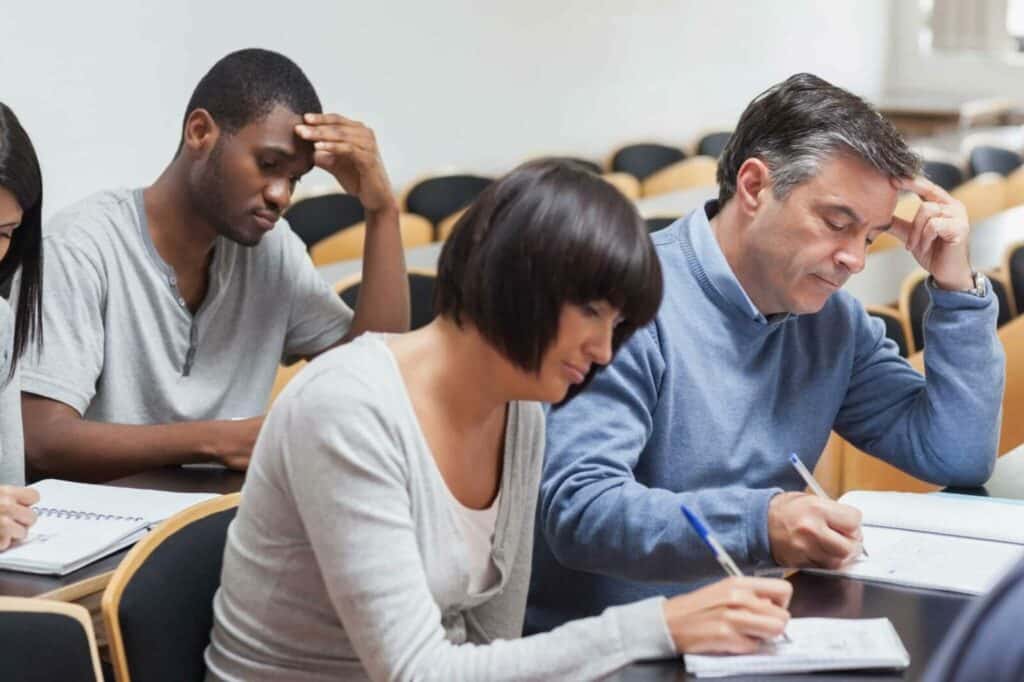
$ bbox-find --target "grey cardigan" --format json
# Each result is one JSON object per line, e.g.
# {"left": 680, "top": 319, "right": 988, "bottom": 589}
{"left": 205, "top": 334, "right": 675, "bottom": 681}
{"left": 0, "top": 298, "right": 24, "bottom": 486}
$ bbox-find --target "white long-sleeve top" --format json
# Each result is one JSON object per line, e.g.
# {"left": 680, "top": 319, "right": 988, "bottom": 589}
{"left": 205, "top": 333, "right": 675, "bottom": 682}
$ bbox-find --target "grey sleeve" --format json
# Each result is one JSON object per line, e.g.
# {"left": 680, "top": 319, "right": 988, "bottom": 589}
{"left": 0, "top": 303, "right": 24, "bottom": 486}
{"left": 281, "top": 388, "right": 675, "bottom": 682}
{"left": 280, "top": 226, "right": 353, "bottom": 362}
{"left": 19, "top": 238, "right": 106, "bottom": 416}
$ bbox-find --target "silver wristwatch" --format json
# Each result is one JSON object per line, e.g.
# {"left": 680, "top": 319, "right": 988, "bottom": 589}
{"left": 965, "top": 271, "right": 988, "bottom": 298}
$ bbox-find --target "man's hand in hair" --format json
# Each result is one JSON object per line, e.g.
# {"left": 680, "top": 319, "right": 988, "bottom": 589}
{"left": 294, "top": 114, "right": 397, "bottom": 214}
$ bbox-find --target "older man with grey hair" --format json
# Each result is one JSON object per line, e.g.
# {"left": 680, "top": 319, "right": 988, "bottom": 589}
{"left": 526, "top": 73, "right": 1005, "bottom": 632}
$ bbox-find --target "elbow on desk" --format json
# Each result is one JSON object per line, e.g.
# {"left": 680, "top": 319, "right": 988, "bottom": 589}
{"left": 930, "top": 446, "right": 997, "bottom": 489}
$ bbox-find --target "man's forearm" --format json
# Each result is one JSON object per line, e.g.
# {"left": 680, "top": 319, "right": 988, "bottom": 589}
{"left": 24, "top": 404, "right": 226, "bottom": 482}
{"left": 344, "top": 203, "right": 410, "bottom": 340}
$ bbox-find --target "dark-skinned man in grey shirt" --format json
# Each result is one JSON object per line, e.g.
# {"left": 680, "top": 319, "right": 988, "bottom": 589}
{"left": 21, "top": 49, "right": 410, "bottom": 482}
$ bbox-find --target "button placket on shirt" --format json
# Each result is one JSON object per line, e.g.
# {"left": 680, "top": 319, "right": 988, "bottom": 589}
{"left": 169, "top": 273, "right": 199, "bottom": 376}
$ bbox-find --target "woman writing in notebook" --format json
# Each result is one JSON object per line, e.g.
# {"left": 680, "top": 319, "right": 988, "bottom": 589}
{"left": 206, "top": 159, "right": 792, "bottom": 681}
{"left": 0, "top": 104, "right": 43, "bottom": 549}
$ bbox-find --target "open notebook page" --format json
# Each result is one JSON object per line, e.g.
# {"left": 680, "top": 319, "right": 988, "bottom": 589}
{"left": 31, "top": 479, "right": 220, "bottom": 526}
{"left": 684, "top": 618, "right": 909, "bottom": 678}
{"left": 839, "top": 490, "right": 1024, "bottom": 544}
{"left": 0, "top": 513, "right": 147, "bottom": 575}
{"left": 807, "top": 525, "right": 1024, "bottom": 595}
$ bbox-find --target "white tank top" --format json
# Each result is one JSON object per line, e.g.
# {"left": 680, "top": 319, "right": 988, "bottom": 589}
{"left": 444, "top": 486, "right": 501, "bottom": 595}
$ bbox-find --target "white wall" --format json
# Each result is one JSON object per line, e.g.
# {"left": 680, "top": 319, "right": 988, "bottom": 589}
{"left": 1, "top": 1, "right": 890, "bottom": 218}
{"left": 887, "top": 1, "right": 1024, "bottom": 100}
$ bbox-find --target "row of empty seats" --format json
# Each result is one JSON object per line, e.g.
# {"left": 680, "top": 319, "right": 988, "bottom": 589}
{"left": 869, "top": 239, "right": 1024, "bottom": 357}
{"left": 918, "top": 143, "right": 1024, "bottom": 191}
{"left": 285, "top": 131, "right": 736, "bottom": 260}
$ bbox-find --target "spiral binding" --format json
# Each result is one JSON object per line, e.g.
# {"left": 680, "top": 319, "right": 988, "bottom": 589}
{"left": 34, "top": 506, "right": 144, "bottom": 523}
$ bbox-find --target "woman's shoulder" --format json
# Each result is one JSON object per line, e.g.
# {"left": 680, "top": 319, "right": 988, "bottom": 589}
{"left": 268, "top": 334, "right": 413, "bottom": 449}
{"left": 282, "top": 334, "right": 398, "bottom": 406}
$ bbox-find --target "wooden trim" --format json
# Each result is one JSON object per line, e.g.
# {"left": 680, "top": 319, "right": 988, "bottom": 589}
{"left": 865, "top": 304, "right": 916, "bottom": 355}
{"left": 600, "top": 172, "right": 641, "bottom": 200}
{"left": 987, "top": 268, "right": 1017, "bottom": 317}
{"left": 898, "top": 267, "right": 929, "bottom": 347}
{"left": 1001, "top": 240, "right": 1024, "bottom": 316}
{"left": 437, "top": 208, "right": 466, "bottom": 241}
{"left": 639, "top": 156, "right": 718, "bottom": 197}
{"left": 38, "top": 570, "right": 114, "bottom": 603}
{"left": 101, "top": 494, "right": 240, "bottom": 682}
{"left": 0, "top": 596, "right": 104, "bottom": 681}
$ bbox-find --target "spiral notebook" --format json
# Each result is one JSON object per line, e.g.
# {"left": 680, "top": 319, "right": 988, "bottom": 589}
{"left": 684, "top": 618, "right": 910, "bottom": 677}
{"left": 0, "top": 479, "right": 220, "bottom": 575}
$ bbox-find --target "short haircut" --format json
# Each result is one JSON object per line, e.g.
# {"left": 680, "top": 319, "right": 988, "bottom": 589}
{"left": 717, "top": 73, "right": 920, "bottom": 206}
{"left": 178, "top": 48, "right": 322, "bottom": 148}
{"left": 0, "top": 102, "right": 43, "bottom": 380}
{"left": 435, "top": 159, "right": 663, "bottom": 384}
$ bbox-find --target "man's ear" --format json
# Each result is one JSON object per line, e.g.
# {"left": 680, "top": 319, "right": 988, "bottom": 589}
{"left": 734, "top": 158, "right": 772, "bottom": 217}
{"left": 182, "top": 109, "right": 219, "bottom": 155}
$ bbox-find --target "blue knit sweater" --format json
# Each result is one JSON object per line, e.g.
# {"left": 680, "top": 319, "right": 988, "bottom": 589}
{"left": 526, "top": 202, "right": 1005, "bottom": 632}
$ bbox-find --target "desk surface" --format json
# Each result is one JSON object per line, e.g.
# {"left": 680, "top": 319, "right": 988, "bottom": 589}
{"left": 617, "top": 445, "right": 1024, "bottom": 679}
{"left": 8, "top": 449, "right": 1024, "bottom": 678}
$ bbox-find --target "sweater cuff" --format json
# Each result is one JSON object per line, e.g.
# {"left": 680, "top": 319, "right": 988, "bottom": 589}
{"left": 926, "top": 276, "right": 996, "bottom": 311}
{"left": 747, "top": 487, "right": 784, "bottom": 567}
{"left": 609, "top": 596, "right": 678, "bottom": 660}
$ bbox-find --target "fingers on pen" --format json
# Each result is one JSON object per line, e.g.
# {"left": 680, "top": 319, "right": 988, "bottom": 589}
{"left": 727, "top": 608, "right": 790, "bottom": 642}
{"left": 8, "top": 485, "right": 39, "bottom": 506}
{"left": 0, "top": 515, "right": 30, "bottom": 547}
{"left": 740, "top": 577, "right": 794, "bottom": 608}
{"left": 813, "top": 528, "right": 862, "bottom": 570}
{"left": 823, "top": 501, "right": 862, "bottom": 534}
{"left": 9, "top": 502, "right": 37, "bottom": 528}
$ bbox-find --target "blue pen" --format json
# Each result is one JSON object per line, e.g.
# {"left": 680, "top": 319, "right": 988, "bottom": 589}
{"left": 789, "top": 452, "right": 869, "bottom": 557}
{"left": 681, "top": 504, "right": 743, "bottom": 577}
{"left": 681, "top": 503, "right": 792, "bottom": 643}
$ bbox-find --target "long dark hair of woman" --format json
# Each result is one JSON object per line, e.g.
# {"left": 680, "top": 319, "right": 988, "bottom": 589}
{"left": 0, "top": 102, "right": 43, "bottom": 379}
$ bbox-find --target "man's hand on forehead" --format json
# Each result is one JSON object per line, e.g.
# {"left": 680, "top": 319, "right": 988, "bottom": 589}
{"left": 293, "top": 113, "right": 395, "bottom": 213}
{"left": 889, "top": 174, "right": 973, "bottom": 291}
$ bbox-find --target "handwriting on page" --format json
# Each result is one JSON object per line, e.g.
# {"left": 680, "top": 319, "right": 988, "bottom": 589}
{"left": 684, "top": 618, "right": 909, "bottom": 677}
{"left": 840, "top": 526, "right": 1024, "bottom": 594}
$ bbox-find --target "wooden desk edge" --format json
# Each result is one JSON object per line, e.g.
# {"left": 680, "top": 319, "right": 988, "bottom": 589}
{"left": 38, "top": 570, "right": 114, "bottom": 602}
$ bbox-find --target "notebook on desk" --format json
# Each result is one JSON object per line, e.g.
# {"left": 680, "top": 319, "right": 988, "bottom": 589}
{"left": 684, "top": 618, "right": 909, "bottom": 677}
{"left": 806, "top": 490, "right": 1024, "bottom": 595}
{"left": 0, "top": 479, "right": 219, "bottom": 575}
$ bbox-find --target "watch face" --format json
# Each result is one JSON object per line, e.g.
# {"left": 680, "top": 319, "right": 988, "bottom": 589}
{"left": 972, "top": 273, "right": 987, "bottom": 297}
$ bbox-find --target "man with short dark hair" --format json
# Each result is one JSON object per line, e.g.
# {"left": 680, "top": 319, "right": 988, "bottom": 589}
{"left": 527, "top": 73, "right": 1005, "bottom": 631}
{"left": 21, "top": 48, "right": 410, "bottom": 481}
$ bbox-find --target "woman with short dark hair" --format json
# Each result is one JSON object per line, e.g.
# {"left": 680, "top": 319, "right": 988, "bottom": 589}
{"left": 0, "top": 102, "right": 43, "bottom": 548}
{"left": 206, "top": 159, "right": 791, "bottom": 681}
